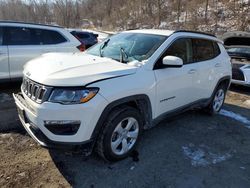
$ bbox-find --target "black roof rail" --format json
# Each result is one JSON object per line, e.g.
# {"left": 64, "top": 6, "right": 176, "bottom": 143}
{"left": 174, "top": 30, "right": 216, "bottom": 37}
{"left": 0, "top": 20, "right": 63, "bottom": 28}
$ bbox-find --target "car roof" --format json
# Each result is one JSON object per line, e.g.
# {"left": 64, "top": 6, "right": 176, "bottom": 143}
{"left": 0, "top": 20, "right": 62, "bottom": 29}
{"left": 123, "top": 29, "right": 221, "bottom": 43}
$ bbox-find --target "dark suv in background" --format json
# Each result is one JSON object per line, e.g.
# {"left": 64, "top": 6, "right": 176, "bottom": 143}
{"left": 70, "top": 30, "right": 98, "bottom": 49}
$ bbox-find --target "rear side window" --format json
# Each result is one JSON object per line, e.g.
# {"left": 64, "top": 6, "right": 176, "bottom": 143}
{"left": 192, "top": 39, "right": 214, "bottom": 62}
{"left": 213, "top": 42, "right": 221, "bottom": 57}
{"left": 192, "top": 39, "right": 220, "bottom": 62}
{"left": 6, "top": 27, "right": 67, "bottom": 45}
{"left": 41, "top": 29, "right": 67, "bottom": 44}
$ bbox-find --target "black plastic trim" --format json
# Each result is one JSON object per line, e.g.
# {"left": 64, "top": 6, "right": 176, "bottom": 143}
{"left": 91, "top": 94, "right": 152, "bottom": 139}
{"left": 174, "top": 30, "right": 216, "bottom": 37}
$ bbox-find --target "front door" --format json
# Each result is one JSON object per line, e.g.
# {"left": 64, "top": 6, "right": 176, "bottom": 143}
{"left": 154, "top": 38, "right": 196, "bottom": 117}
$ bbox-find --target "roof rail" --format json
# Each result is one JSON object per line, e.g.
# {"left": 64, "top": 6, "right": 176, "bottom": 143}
{"left": 0, "top": 20, "right": 62, "bottom": 28}
{"left": 174, "top": 30, "right": 216, "bottom": 37}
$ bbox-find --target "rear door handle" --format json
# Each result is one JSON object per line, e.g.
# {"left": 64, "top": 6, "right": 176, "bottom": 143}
{"left": 188, "top": 69, "right": 197, "bottom": 74}
{"left": 215, "top": 63, "right": 222, "bottom": 67}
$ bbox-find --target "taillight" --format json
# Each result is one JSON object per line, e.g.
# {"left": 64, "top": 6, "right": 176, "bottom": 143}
{"left": 77, "top": 44, "right": 86, "bottom": 52}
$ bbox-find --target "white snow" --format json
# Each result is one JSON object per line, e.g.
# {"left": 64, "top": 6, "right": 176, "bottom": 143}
{"left": 219, "top": 109, "right": 250, "bottom": 128}
{"left": 182, "top": 144, "right": 232, "bottom": 167}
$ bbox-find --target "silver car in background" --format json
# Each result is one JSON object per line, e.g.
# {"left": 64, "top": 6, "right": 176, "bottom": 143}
{"left": 0, "top": 21, "right": 82, "bottom": 82}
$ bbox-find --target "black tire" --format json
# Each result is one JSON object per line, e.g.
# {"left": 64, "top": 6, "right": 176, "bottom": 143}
{"left": 205, "top": 84, "right": 227, "bottom": 115}
{"left": 96, "top": 106, "right": 143, "bottom": 161}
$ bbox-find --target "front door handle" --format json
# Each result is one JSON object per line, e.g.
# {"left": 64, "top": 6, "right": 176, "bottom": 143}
{"left": 188, "top": 69, "right": 197, "bottom": 74}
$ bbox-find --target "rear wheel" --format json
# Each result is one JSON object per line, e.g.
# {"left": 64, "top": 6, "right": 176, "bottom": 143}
{"left": 96, "top": 106, "right": 142, "bottom": 161}
{"left": 205, "top": 85, "right": 226, "bottom": 115}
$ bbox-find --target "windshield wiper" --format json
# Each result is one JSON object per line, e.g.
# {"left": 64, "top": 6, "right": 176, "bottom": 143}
{"left": 120, "top": 47, "right": 129, "bottom": 63}
{"left": 99, "top": 39, "right": 110, "bottom": 57}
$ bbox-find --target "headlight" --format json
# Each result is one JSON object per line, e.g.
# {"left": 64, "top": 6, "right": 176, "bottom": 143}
{"left": 48, "top": 88, "right": 99, "bottom": 104}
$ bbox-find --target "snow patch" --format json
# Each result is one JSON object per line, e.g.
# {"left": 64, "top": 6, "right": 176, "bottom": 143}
{"left": 219, "top": 109, "right": 250, "bottom": 128}
{"left": 0, "top": 93, "right": 12, "bottom": 103}
{"left": 182, "top": 144, "right": 232, "bottom": 167}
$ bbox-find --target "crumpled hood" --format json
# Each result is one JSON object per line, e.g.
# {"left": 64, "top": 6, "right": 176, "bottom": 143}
{"left": 23, "top": 53, "right": 138, "bottom": 86}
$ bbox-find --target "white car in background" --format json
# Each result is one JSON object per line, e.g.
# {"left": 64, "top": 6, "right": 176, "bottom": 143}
{"left": 222, "top": 31, "right": 250, "bottom": 87}
{"left": 0, "top": 21, "right": 82, "bottom": 82}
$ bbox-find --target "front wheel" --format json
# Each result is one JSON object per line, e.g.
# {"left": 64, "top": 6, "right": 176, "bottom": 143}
{"left": 205, "top": 85, "right": 226, "bottom": 115}
{"left": 96, "top": 106, "right": 143, "bottom": 161}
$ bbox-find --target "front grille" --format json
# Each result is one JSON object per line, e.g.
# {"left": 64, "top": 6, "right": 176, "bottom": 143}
{"left": 21, "top": 77, "right": 52, "bottom": 103}
{"left": 232, "top": 67, "right": 245, "bottom": 81}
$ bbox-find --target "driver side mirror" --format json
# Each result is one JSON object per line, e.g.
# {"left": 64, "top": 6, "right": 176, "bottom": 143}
{"left": 162, "top": 56, "right": 183, "bottom": 68}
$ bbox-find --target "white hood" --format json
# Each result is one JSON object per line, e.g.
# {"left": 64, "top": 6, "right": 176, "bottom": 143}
{"left": 23, "top": 53, "right": 138, "bottom": 86}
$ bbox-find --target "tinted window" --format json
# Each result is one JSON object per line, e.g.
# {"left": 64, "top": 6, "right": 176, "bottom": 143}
{"left": 76, "top": 33, "right": 90, "bottom": 39}
{"left": 6, "top": 27, "right": 67, "bottom": 45}
{"left": 0, "top": 27, "right": 2, "bottom": 45}
{"left": 193, "top": 39, "right": 214, "bottom": 62}
{"left": 41, "top": 29, "right": 67, "bottom": 44}
{"left": 165, "top": 38, "right": 193, "bottom": 64}
{"left": 213, "top": 42, "right": 221, "bottom": 57}
{"left": 155, "top": 38, "right": 193, "bottom": 69}
{"left": 7, "top": 27, "right": 32, "bottom": 45}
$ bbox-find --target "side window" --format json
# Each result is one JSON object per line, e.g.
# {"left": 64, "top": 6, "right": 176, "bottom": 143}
{"left": 213, "top": 42, "right": 221, "bottom": 57}
{"left": 192, "top": 39, "right": 214, "bottom": 62}
{"left": 42, "top": 30, "right": 67, "bottom": 44}
{"left": 77, "top": 33, "right": 90, "bottom": 39}
{"left": 0, "top": 27, "right": 2, "bottom": 45}
{"left": 155, "top": 38, "right": 193, "bottom": 69}
{"left": 6, "top": 27, "right": 33, "bottom": 45}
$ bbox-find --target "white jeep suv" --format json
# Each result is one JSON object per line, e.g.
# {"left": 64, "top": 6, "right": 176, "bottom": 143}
{"left": 0, "top": 21, "right": 82, "bottom": 82}
{"left": 13, "top": 30, "right": 232, "bottom": 161}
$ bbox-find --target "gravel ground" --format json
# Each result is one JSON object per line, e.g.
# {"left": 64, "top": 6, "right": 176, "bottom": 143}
{"left": 0, "top": 83, "right": 249, "bottom": 188}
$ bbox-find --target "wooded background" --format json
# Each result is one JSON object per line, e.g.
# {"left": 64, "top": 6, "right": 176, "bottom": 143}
{"left": 0, "top": 0, "right": 249, "bottom": 34}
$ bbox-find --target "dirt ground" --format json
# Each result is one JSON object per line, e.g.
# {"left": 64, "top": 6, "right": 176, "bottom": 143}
{"left": 0, "top": 83, "right": 249, "bottom": 188}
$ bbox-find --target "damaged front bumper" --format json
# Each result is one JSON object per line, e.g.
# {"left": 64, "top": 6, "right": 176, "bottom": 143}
{"left": 13, "top": 92, "right": 94, "bottom": 152}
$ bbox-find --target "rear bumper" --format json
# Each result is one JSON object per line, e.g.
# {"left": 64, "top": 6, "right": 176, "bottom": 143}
{"left": 13, "top": 93, "right": 94, "bottom": 150}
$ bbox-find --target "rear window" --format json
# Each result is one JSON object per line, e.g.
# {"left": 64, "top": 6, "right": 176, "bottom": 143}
{"left": 6, "top": 27, "right": 67, "bottom": 45}
{"left": 76, "top": 33, "right": 90, "bottom": 39}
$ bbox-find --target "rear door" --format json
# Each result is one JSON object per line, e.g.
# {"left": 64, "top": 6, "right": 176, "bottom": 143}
{"left": 0, "top": 27, "right": 10, "bottom": 81}
{"left": 191, "top": 39, "right": 220, "bottom": 100}
{"left": 154, "top": 38, "right": 197, "bottom": 117}
{"left": 6, "top": 27, "right": 66, "bottom": 79}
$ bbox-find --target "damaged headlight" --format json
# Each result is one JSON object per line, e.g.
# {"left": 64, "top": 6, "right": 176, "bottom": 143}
{"left": 48, "top": 88, "right": 99, "bottom": 104}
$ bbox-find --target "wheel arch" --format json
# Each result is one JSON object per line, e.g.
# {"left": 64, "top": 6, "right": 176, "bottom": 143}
{"left": 91, "top": 94, "right": 153, "bottom": 139}
{"left": 209, "top": 75, "right": 231, "bottom": 102}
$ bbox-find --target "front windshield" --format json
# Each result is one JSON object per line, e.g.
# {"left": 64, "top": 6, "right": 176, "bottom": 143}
{"left": 86, "top": 32, "right": 167, "bottom": 63}
{"left": 227, "top": 47, "right": 250, "bottom": 55}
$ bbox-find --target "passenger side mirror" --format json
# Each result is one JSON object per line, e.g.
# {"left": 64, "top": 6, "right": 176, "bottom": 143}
{"left": 162, "top": 56, "right": 183, "bottom": 67}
